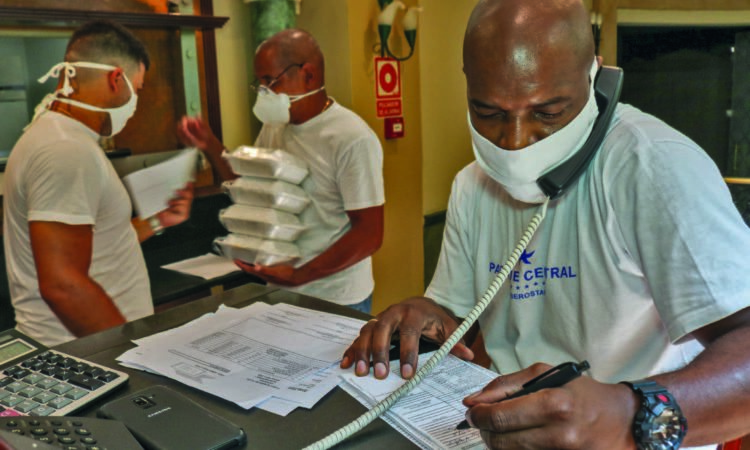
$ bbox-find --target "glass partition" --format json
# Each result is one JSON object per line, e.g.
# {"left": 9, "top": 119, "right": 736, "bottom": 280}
{"left": 0, "top": 30, "right": 71, "bottom": 162}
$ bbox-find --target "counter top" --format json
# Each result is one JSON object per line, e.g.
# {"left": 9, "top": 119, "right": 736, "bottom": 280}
{"left": 55, "top": 284, "right": 420, "bottom": 449}
{"left": 140, "top": 191, "right": 263, "bottom": 308}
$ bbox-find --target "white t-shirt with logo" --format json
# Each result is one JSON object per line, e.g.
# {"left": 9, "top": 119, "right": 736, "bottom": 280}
{"left": 3, "top": 111, "right": 153, "bottom": 346}
{"left": 427, "top": 103, "right": 750, "bottom": 384}
{"left": 254, "top": 101, "right": 385, "bottom": 305}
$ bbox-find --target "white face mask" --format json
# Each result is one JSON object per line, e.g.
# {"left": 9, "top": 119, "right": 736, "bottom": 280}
{"left": 470, "top": 59, "right": 600, "bottom": 204}
{"left": 32, "top": 61, "right": 139, "bottom": 137}
{"left": 252, "top": 85, "right": 325, "bottom": 125}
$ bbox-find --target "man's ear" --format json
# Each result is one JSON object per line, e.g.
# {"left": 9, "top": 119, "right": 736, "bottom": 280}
{"left": 300, "top": 62, "right": 316, "bottom": 88}
{"left": 106, "top": 69, "right": 123, "bottom": 92}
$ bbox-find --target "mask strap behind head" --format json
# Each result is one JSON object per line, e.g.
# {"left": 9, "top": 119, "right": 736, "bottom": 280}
{"left": 38, "top": 61, "right": 120, "bottom": 97}
{"left": 289, "top": 85, "right": 326, "bottom": 102}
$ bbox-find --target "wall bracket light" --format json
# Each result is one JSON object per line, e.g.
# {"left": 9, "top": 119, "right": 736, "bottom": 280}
{"left": 376, "top": 0, "right": 421, "bottom": 62}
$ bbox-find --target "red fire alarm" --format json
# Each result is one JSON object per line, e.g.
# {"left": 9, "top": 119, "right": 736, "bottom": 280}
{"left": 384, "top": 116, "right": 405, "bottom": 139}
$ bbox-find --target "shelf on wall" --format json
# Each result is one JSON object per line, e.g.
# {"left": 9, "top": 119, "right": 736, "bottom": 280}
{"left": 0, "top": 6, "right": 228, "bottom": 29}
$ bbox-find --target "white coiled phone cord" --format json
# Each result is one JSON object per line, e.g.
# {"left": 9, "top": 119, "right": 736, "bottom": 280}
{"left": 304, "top": 200, "right": 549, "bottom": 450}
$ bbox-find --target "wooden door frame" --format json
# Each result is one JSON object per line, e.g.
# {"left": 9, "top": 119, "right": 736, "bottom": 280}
{"left": 592, "top": 0, "right": 750, "bottom": 64}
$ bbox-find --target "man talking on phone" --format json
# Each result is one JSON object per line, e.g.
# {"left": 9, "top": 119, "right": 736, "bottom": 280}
{"left": 342, "top": 1, "right": 750, "bottom": 449}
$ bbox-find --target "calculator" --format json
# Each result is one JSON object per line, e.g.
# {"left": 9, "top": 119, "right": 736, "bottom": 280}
{"left": 0, "top": 329, "right": 128, "bottom": 417}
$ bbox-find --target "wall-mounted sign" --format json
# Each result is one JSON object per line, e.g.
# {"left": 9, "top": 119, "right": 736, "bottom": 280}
{"left": 375, "top": 56, "right": 402, "bottom": 118}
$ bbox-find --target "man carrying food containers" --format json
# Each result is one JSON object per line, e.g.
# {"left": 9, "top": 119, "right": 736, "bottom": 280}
{"left": 177, "top": 29, "right": 384, "bottom": 314}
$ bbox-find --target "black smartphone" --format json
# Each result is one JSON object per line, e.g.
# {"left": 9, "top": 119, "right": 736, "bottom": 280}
{"left": 97, "top": 385, "right": 246, "bottom": 450}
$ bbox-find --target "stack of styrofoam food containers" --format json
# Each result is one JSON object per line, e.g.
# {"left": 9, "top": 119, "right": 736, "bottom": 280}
{"left": 213, "top": 146, "right": 311, "bottom": 266}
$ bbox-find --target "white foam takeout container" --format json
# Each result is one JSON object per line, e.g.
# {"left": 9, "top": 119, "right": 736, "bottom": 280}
{"left": 223, "top": 177, "right": 311, "bottom": 215}
{"left": 223, "top": 146, "right": 308, "bottom": 185}
{"left": 213, "top": 233, "right": 301, "bottom": 266}
{"left": 219, "top": 204, "right": 306, "bottom": 242}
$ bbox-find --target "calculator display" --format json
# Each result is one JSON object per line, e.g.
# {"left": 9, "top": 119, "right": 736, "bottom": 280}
{"left": 0, "top": 339, "right": 35, "bottom": 364}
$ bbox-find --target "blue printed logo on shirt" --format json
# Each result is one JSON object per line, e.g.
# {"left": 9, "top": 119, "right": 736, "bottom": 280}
{"left": 520, "top": 249, "right": 535, "bottom": 265}
{"left": 487, "top": 248, "right": 577, "bottom": 302}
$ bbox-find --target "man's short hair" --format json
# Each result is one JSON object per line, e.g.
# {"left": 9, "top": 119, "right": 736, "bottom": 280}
{"left": 66, "top": 20, "right": 150, "bottom": 71}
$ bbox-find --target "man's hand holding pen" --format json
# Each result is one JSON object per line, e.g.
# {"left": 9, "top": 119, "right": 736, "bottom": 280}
{"left": 459, "top": 361, "right": 641, "bottom": 450}
{"left": 457, "top": 361, "right": 590, "bottom": 430}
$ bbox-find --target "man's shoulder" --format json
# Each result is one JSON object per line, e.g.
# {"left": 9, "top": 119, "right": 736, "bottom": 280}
{"left": 597, "top": 103, "right": 706, "bottom": 169}
{"left": 455, "top": 161, "right": 483, "bottom": 182}
{"left": 319, "top": 103, "right": 379, "bottom": 142}
{"left": 15, "top": 114, "right": 100, "bottom": 153}
{"left": 605, "top": 104, "right": 700, "bottom": 152}
{"left": 10, "top": 116, "right": 103, "bottom": 171}
{"left": 457, "top": 161, "right": 501, "bottom": 185}
{"left": 591, "top": 104, "right": 722, "bottom": 205}
{"left": 452, "top": 162, "right": 503, "bottom": 202}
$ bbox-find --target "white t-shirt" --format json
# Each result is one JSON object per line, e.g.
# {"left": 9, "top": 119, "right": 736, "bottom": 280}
{"left": 3, "top": 111, "right": 153, "bottom": 346}
{"left": 427, "top": 103, "right": 750, "bottom": 384}
{"left": 255, "top": 101, "right": 385, "bottom": 304}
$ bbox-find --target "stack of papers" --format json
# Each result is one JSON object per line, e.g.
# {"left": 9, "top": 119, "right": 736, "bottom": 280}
{"left": 340, "top": 352, "right": 495, "bottom": 449}
{"left": 117, "top": 302, "right": 365, "bottom": 416}
{"left": 117, "top": 301, "right": 498, "bottom": 448}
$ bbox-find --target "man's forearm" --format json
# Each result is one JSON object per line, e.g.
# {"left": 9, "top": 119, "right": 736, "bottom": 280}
{"left": 294, "top": 227, "right": 381, "bottom": 285}
{"left": 41, "top": 276, "right": 126, "bottom": 337}
{"left": 651, "top": 325, "right": 750, "bottom": 446}
{"left": 201, "top": 141, "right": 237, "bottom": 183}
{"left": 132, "top": 216, "right": 157, "bottom": 243}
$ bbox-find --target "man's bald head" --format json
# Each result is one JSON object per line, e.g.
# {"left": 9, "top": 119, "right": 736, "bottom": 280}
{"left": 461, "top": 0, "right": 597, "bottom": 151}
{"left": 253, "top": 29, "right": 330, "bottom": 124}
{"left": 464, "top": 0, "right": 594, "bottom": 77}
{"left": 256, "top": 29, "right": 325, "bottom": 84}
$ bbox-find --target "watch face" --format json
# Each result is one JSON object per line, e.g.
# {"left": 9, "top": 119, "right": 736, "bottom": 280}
{"left": 649, "top": 407, "right": 685, "bottom": 448}
{"left": 634, "top": 389, "right": 687, "bottom": 450}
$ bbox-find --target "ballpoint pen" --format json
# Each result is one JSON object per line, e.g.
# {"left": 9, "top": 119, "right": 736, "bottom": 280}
{"left": 456, "top": 360, "right": 591, "bottom": 430}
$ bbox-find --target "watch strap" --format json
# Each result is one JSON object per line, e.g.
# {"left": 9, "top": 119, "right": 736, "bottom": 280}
{"left": 621, "top": 379, "right": 687, "bottom": 450}
{"left": 621, "top": 379, "right": 666, "bottom": 396}
{"left": 148, "top": 216, "right": 164, "bottom": 235}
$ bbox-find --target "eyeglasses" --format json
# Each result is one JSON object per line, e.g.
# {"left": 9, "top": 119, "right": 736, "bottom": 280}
{"left": 250, "top": 63, "right": 304, "bottom": 92}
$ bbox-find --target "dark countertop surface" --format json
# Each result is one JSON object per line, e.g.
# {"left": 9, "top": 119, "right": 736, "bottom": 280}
{"left": 55, "top": 284, "right": 421, "bottom": 450}
{"left": 141, "top": 191, "right": 263, "bottom": 307}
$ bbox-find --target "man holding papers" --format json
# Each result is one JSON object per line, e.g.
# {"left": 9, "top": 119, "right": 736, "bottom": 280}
{"left": 3, "top": 21, "right": 193, "bottom": 346}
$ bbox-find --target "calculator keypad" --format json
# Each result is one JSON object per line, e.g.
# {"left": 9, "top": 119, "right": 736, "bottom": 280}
{"left": 0, "top": 350, "right": 127, "bottom": 417}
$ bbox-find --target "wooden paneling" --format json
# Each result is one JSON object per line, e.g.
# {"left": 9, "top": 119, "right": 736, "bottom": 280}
{"left": 116, "top": 28, "right": 185, "bottom": 155}
{"left": 599, "top": 0, "right": 619, "bottom": 65}
{"left": 618, "top": 0, "right": 750, "bottom": 10}
{"left": 198, "top": 0, "right": 222, "bottom": 143}
{"left": 0, "top": 5, "right": 228, "bottom": 29}
{"left": 0, "top": 0, "right": 228, "bottom": 187}
{"left": 590, "top": 0, "right": 750, "bottom": 65}
{"left": 0, "top": 0, "right": 157, "bottom": 13}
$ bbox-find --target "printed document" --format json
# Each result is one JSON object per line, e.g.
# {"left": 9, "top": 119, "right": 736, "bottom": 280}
{"left": 162, "top": 253, "right": 241, "bottom": 279}
{"left": 117, "top": 302, "right": 365, "bottom": 414}
{"left": 340, "top": 352, "right": 495, "bottom": 449}
{"left": 122, "top": 148, "right": 198, "bottom": 219}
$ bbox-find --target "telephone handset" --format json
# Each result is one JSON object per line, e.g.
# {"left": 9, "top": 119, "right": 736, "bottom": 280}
{"left": 537, "top": 66, "right": 624, "bottom": 200}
